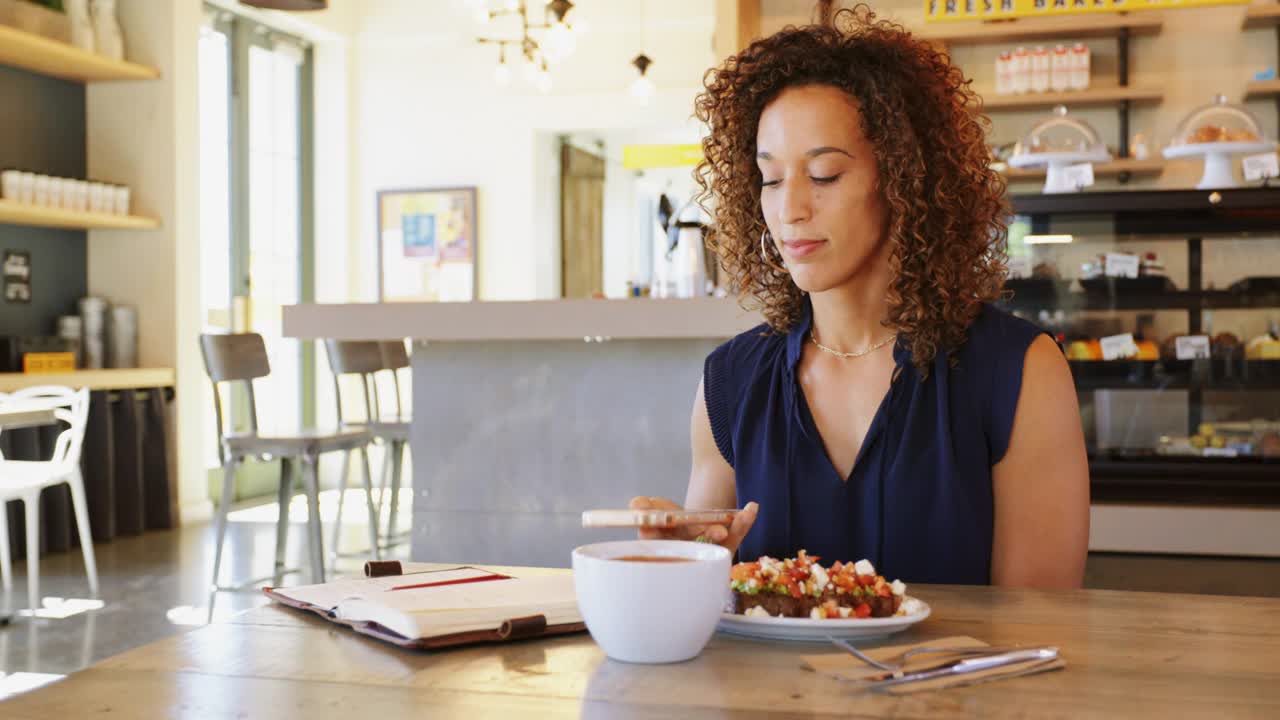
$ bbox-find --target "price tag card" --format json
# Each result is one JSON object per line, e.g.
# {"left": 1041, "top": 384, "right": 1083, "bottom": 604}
{"left": 1104, "top": 252, "right": 1140, "bottom": 279}
{"left": 1008, "top": 255, "right": 1033, "bottom": 279}
{"left": 1175, "top": 335, "right": 1211, "bottom": 360}
{"left": 1099, "top": 333, "right": 1138, "bottom": 361}
{"left": 1063, "top": 162, "right": 1095, "bottom": 189}
{"left": 1242, "top": 152, "right": 1279, "bottom": 182}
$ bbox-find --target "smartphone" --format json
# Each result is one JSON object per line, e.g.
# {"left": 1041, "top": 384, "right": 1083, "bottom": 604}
{"left": 581, "top": 508, "right": 738, "bottom": 529}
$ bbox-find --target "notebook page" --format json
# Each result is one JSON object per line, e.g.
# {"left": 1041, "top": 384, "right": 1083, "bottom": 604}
{"left": 271, "top": 567, "right": 498, "bottom": 611}
{"left": 333, "top": 575, "right": 580, "bottom": 640}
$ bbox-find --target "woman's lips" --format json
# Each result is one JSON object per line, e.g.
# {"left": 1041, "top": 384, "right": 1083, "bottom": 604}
{"left": 781, "top": 239, "right": 826, "bottom": 258}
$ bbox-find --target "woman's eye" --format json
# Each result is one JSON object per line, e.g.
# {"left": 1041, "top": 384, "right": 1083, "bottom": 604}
{"left": 811, "top": 174, "right": 841, "bottom": 185}
{"left": 761, "top": 179, "right": 781, "bottom": 188}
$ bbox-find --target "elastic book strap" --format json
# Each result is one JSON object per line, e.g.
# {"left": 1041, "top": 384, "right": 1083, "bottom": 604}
{"left": 498, "top": 615, "right": 548, "bottom": 641}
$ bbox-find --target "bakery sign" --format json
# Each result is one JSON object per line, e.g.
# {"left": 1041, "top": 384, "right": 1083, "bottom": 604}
{"left": 924, "top": 0, "right": 1250, "bottom": 23}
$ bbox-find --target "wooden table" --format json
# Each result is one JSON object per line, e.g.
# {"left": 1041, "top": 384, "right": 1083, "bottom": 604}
{"left": 4, "top": 566, "right": 1279, "bottom": 719}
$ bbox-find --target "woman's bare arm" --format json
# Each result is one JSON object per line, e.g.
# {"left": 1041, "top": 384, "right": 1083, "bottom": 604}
{"left": 990, "top": 335, "right": 1091, "bottom": 588}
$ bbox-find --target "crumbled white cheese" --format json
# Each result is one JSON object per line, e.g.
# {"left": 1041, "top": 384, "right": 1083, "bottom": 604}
{"left": 745, "top": 606, "right": 772, "bottom": 618}
{"left": 890, "top": 579, "right": 906, "bottom": 597}
{"left": 898, "top": 598, "right": 923, "bottom": 616}
{"left": 838, "top": 606, "right": 852, "bottom": 618}
{"left": 810, "top": 564, "right": 830, "bottom": 595}
{"left": 810, "top": 607, "right": 824, "bottom": 620}
{"left": 853, "top": 559, "right": 876, "bottom": 577}
{"left": 747, "top": 578, "right": 760, "bottom": 590}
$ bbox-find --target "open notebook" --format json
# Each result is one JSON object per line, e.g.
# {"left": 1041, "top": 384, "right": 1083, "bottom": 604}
{"left": 264, "top": 562, "right": 585, "bottom": 649}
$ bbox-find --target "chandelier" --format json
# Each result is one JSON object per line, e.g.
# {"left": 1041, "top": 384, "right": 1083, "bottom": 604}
{"left": 472, "top": 0, "right": 581, "bottom": 92}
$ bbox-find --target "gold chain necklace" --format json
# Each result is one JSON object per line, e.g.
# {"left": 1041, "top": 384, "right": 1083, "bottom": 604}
{"left": 809, "top": 329, "right": 896, "bottom": 360}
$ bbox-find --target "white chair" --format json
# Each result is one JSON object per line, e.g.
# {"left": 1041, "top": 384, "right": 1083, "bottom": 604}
{"left": 0, "top": 386, "right": 99, "bottom": 616}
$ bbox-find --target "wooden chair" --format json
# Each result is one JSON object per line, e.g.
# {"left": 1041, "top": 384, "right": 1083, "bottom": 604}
{"left": 199, "top": 333, "right": 380, "bottom": 597}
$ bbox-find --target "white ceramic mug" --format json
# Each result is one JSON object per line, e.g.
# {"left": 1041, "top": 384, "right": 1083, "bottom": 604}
{"left": 50, "top": 177, "right": 68, "bottom": 208}
{"left": 1, "top": 170, "right": 19, "bottom": 201}
{"left": 34, "top": 175, "right": 51, "bottom": 206}
{"left": 571, "top": 540, "right": 730, "bottom": 664}
{"left": 18, "top": 172, "right": 36, "bottom": 204}
{"left": 114, "top": 185, "right": 130, "bottom": 215}
{"left": 89, "top": 183, "right": 106, "bottom": 213}
{"left": 73, "top": 180, "right": 90, "bottom": 211}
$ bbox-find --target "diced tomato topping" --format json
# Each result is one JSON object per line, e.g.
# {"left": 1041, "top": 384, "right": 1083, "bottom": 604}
{"left": 780, "top": 577, "right": 802, "bottom": 598}
{"left": 854, "top": 603, "right": 872, "bottom": 619}
{"left": 730, "top": 563, "right": 760, "bottom": 582}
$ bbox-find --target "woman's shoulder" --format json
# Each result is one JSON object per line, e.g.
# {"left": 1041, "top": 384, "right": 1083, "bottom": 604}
{"left": 706, "top": 322, "right": 788, "bottom": 377}
{"left": 961, "top": 304, "right": 1047, "bottom": 361}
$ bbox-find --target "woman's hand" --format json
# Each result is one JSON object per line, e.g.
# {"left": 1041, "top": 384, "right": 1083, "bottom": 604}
{"left": 628, "top": 496, "right": 758, "bottom": 554}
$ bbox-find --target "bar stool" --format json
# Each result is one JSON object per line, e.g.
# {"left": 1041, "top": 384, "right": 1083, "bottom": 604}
{"left": 199, "top": 333, "right": 380, "bottom": 598}
{"left": 324, "top": 339, "right": 411, "bottom": 562}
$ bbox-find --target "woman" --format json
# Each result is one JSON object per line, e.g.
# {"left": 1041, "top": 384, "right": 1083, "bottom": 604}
{"left": 632, "top": 7, "right": 1089, "bottom": 588}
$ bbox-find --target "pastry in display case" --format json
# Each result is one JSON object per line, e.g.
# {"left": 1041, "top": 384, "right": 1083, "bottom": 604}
{"left": 1078, "top": 251, "right": 1176, "bottom": 297}
{"left": 1007, "top": 105, "right": 1111, "bottom": 194}
{"left": 1162, "top": 94, "right": 1277, "bottom": 190}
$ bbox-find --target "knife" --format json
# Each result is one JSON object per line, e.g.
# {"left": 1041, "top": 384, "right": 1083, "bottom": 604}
{"left": 858, "top": 647, "right": 1059, "bottom": 690}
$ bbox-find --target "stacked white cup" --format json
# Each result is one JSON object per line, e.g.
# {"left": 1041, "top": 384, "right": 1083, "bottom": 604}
{"left": 1, "top": 169, "right": 131, "bottom": 215}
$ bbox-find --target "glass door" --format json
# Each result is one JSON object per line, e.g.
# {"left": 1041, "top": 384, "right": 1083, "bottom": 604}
{"left": 199, "top": 7, "right": 314, "bottom": 497}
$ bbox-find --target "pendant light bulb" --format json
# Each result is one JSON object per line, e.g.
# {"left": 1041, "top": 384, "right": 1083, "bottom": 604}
{"left": 536, "top": 62, "right": 553, "bottom": 93}
{"left": 543, "top": 21, "right": 575, "bottom": 61}
{"left": 493, "top": 61, "right": 512, "bottom": 86}
{"left": 630, "top": 53, "right": 654, "bottom": 104}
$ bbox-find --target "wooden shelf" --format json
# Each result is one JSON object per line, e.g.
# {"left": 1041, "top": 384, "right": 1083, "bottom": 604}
{"left": 0, "top": 24, "right": 159, "bottom": 82}
{"left": 1245, "top": 78, "right": 1280, "bottom": 100}
{"left": 917, "top": 13, "right": 1163, "bottom": 46}
{"left": 1000, "top": 158, "right": 1166, "bottom": 180}
{"left": 981, "top": 86, "right": 1163, "bottom": 111}
{"left": 0, "top": 199, "right": 159, "bottom": 231}
{"left": 0, "top": 368, "right": 175, "bottom": 393}
{"left": 1243, "top": 3, "right": 1280, "bottom": 29}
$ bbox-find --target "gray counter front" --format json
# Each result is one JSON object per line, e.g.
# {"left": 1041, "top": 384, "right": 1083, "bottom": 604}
{"left": 283, "top": 298, "right": 759, "bottom": 566}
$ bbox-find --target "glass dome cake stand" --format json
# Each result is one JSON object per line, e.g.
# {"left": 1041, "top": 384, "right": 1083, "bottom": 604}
{"left": 1008, "top": 105, "right": 1112, "bottom": 194}
{"left": 1162, "top": 95, "right": 1276, "bottom": 189}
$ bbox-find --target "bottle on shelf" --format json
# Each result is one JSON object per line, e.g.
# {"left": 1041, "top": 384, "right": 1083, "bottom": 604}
{"left": 91, "top": 0, "right": 125, "bottom": 61}
{"left": 995, "top": 52, "right": 1012, "bottom": 95}
{"left": 1030, "top": 46, "right": 1050, "bottom": 94}
{"left": 1050, "top": 45, "right": 1071, "bottom": 93}
{"left": 66, "top": 0, "right": 95, "bottom": 53}
{"left": 1070, "top": 43, "right": 1091, "bottom": 91}
{"left": 1011, "top": 47, "right": 1030, "bottom": 94}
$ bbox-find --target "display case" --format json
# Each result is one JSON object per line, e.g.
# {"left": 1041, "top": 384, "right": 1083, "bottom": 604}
{"left": 1002, "top": 188, "right": 1280, "bottom": 505}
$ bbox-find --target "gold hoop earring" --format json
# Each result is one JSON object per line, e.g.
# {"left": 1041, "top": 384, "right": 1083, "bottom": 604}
{"left": 759, "top": 228, "right": 786, "bottom": 273}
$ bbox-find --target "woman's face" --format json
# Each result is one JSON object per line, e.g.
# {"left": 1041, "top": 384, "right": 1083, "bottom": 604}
{"left": 755, "top": 84, "right": 888, "bottom": 294}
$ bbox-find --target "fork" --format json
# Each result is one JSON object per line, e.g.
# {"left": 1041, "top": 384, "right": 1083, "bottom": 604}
{"left": 827, "top": 636, "right": 1026, "bottom": 673}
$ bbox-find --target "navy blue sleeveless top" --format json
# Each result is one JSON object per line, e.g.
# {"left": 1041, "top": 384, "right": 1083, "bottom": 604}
{"left": 703, "top": 302, "right": 1045, "bottom": 585}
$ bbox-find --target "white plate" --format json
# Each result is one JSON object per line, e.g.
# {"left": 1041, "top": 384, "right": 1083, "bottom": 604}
{"left": 717, "top": 596, "right": 931, "bottom": 643}
{"left": 1163, "top": 141, "right": 1276, "bottom": 158}
{"left": 1007, "top": 149, "right": 1110, "bottom": 168}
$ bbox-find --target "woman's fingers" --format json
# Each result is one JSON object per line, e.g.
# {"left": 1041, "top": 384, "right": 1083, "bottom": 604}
{"left": 722, "top": 502, "right": 759, "bottom": 552}
{"left": 625, "top": 497, "right": 755, "bottom": 549}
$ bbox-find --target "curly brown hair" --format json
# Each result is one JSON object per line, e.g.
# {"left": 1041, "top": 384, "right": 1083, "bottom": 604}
{"left": 693, "top": 5, "right": 1008, "bottom": 374}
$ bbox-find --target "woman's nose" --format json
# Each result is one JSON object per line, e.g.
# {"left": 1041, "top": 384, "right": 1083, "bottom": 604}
{"left": 778, "top": 177, "right": 811, "bottom": 225}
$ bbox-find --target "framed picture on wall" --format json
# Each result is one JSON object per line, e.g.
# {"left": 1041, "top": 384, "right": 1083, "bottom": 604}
{"left": 377, "top": 186, "right": 478, "bottom": 302}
